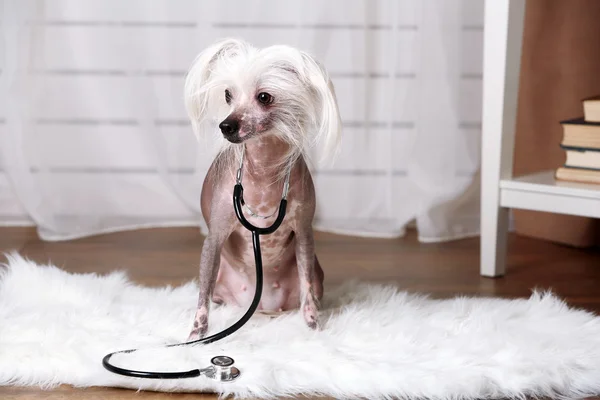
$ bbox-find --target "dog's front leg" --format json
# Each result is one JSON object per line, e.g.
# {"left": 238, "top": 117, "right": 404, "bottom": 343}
{"left": 188, "top": 217, "right": 232, "bottom": 341}
{"left": 295, "top": 223, "right": 320, "bottom": 330}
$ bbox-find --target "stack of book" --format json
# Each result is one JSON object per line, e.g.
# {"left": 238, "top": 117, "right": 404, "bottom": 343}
{"left": 555, "top": 95, "right": 600, "bottom": 185}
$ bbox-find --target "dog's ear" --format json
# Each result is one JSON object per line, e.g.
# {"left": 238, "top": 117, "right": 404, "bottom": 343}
{"left": 297, "top": 52, "right": 342, "bottom": 164}
{"left": 184, "top": 38, "right": 246, "bottom": 141}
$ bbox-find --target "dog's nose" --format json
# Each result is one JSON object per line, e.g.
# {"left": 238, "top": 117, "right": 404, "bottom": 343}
{"left": 219, "top": 119, "right": 239, "bottom": 136}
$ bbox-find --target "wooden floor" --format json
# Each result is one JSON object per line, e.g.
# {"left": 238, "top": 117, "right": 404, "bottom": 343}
{"left": 1, "top": 226, "right": 599, "bottom": 399}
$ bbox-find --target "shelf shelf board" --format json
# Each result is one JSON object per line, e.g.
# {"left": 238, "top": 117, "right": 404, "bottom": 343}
{"left": 499, "top": 170, "right": 600, "bottom": 218}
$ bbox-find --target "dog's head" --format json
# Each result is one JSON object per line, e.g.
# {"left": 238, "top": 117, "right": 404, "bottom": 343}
{"left": 184, "top": 38, "right": 342, "bottom": 164}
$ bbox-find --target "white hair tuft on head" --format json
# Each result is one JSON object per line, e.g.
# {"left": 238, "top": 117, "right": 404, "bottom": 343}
{"left": 184, "top": 38, "right": 342, "bottom": 178}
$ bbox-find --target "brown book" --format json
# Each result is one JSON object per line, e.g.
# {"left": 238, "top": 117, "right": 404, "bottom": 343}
{"left": 555, "top": 166, "right": 600, "bottom": 184}
{"left": 583, "top": 95, "right": 600, "bottom": 122}
{"left": 560, "top": 118, "right": 600, "bottom": 149}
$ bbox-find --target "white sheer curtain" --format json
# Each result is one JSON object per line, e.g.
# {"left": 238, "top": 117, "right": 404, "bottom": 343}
{"left": 0, "top": 0, "right": 483, "bottom": 242}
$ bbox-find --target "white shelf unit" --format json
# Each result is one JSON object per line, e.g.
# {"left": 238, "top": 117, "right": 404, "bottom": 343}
{"left": 480, "top": 1, "right": 600, "bottom": 277}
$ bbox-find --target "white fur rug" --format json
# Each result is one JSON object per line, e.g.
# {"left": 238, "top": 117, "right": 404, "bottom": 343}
{"left": 2, "top": 253, "right": 600, "bottom": 399}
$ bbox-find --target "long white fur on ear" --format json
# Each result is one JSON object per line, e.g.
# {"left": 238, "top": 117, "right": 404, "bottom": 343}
{"left": 299, "top": 52, "right": 343, "bottom": 165}
{"left": 184, "top": 38, "right": 246, "bottom": 141}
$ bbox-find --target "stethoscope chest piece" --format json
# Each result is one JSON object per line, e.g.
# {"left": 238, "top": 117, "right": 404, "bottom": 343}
{"left": 201, "top": 356, "right": 240, "bottom": 382}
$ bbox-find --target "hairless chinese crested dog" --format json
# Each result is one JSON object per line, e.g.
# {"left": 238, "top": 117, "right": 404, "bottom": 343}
{"left": 183, "top": 38, "right": 342, "bottom": 340}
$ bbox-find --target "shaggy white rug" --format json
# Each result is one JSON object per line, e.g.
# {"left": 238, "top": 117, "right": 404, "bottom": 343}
{"left": 1, "top": 253, "right": 600, "bottom": 399}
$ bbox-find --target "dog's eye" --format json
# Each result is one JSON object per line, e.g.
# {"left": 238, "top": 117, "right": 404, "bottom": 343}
{"left": 225, "top": 89, "right": 232, "bottom": 104}
{"left": 257, "top": 92, "right": 273, "bottom": 105}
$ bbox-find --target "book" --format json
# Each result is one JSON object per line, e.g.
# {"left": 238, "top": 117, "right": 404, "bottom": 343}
{"left": 561, "top": 145, "right": 600, "bottom": 170}
{"left": 583, "top": 95, "right": 600, "bottom": 122}
{"left": 560, "top": 118, "right": 600, "bottom": 149}
{"left": 555, "top": 166, "right": 600, "bottom": 185}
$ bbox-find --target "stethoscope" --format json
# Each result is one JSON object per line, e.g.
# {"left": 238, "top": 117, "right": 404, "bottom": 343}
{"left": 102, "top": 148, "right": 291, "bottom": 382}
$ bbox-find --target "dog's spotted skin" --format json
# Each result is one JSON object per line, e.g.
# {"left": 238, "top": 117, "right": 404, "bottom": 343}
{"left": 188, "top": 136, "right": 324, "bottom": 340}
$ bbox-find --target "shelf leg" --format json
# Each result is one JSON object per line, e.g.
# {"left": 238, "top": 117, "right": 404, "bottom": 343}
{"left": 480, "top": 0, "right": 526, "bottom": 277}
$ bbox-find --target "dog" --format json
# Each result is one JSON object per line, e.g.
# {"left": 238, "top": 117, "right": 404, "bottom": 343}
{"left": 183, "top": 38, "right": 342, "bottom": 340}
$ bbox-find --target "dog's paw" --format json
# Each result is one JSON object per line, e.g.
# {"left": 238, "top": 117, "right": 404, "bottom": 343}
{"left": 303, "top": 302, "right": 320, "bottom": 330}
{"left": 187, "top": 308, "right": 209, "bottom": 341}
{"left": 187, "top": 329, "right": 205, "bottom": 342}
{"left": 187, "top": 325, "right": 208, "bottom": 341}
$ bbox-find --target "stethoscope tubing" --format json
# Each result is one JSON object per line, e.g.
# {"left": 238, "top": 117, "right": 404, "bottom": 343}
{"left": 101, "top": 183, "right": 287, "bottom": 379}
